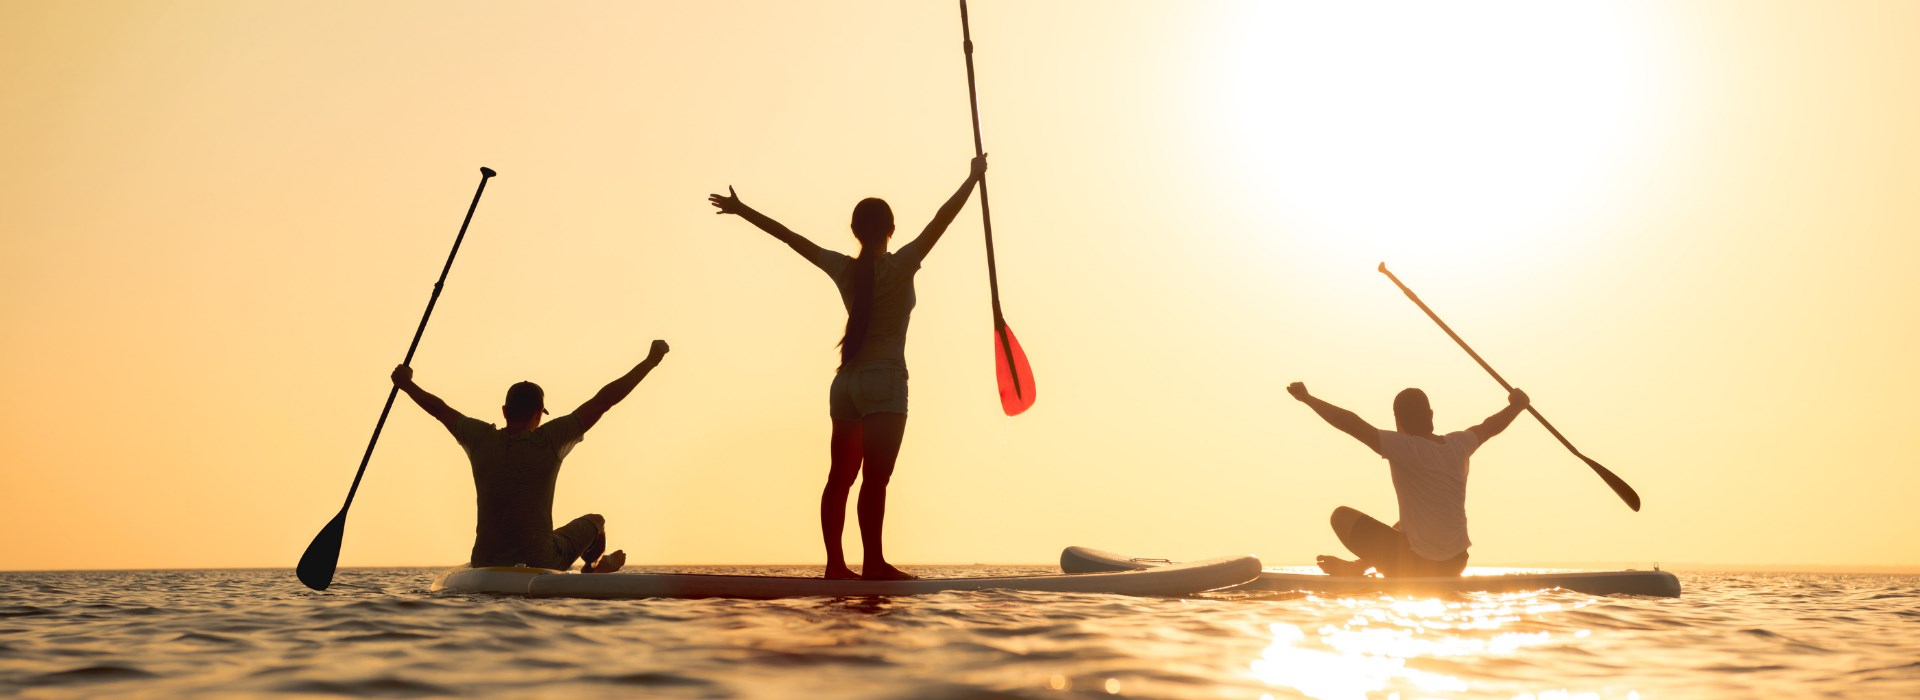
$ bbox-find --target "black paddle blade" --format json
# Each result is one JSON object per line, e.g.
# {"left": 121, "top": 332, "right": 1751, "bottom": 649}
{"left": 296, "top": 510, "right": 347, "bottom": 591}
{"left": 1583, "top": 455, "right": 1642, "bottom": 511}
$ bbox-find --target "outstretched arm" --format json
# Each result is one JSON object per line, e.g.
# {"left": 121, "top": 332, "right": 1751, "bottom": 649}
{"left": 1287, "top": 382, "right": 1384, "bottom": 453}
{"left": 708, "top": 186, "right": 826, "bottom": 263}
{"left": 392, "top": 365, "right": 463, "bottom": 433}
{"left": 897, "top": 154, "right": 988, "bottom": 262}
{"left": 572, "top": 340, "right": 671, "bottom": 432}
{"left": 1469, "top": 388, "right": 1530, "bottom": 442}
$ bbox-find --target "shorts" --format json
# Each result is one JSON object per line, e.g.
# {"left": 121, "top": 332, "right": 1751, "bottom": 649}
{"left": 1343, "top": 511, "right": 1469, "bottom": 577}
{"left": 526, "top": 515, "right": 602, "bottom": 571}
{"left": 829, "top": 363, "right": 909, "bottom": 420}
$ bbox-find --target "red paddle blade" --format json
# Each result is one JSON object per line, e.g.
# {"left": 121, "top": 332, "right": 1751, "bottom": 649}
{"left": 994, "top": 323, "right": 1036, "bottom": 416}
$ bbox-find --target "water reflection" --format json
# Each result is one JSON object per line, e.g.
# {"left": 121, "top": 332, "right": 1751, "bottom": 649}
{"left": 821, "top": 596, "right": 893, "bottom": 616}
{"left": 1250, "top": 590, "right": 1609, "bottom": 699}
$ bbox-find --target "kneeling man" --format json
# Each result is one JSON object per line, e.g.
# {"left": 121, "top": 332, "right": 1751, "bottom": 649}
{"left": 1287, "top": 381, "right": 1527, "bottom": 577}
{"left": 394, "top": 340, "right": 669, "bottom": 573}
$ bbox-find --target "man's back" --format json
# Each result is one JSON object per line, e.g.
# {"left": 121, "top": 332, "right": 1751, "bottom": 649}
{"left": 451, "top": 415, "right": 586, "bottom": 567}
{"left": 1376, "top": 429, "right": 1480, "bottom": 561}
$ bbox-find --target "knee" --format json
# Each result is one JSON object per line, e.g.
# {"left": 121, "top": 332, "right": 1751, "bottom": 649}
{"left": 858, "top": 458, "right": 897, "bottom": 489}
{"left": 859, "top": 466, "right": 893, "bottom": 489}
{"left": 1330, "top": 506, "right": 1359, "bottom": 534}
{"left": 584, "top": 514, "right": 606, "bottom": 530}
{"left": 824, "top": 472, "right": 858, "bottom": 491}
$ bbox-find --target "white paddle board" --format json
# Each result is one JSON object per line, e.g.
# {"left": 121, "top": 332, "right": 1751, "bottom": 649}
{"left": 1061, "top": 546, "right": 1680, "bottom": 597}
{"left": 432, "top": 554, "right": 1260, "bottom": 599}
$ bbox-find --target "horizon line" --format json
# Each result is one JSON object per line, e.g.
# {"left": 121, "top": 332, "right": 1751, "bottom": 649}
{"left": 5, "top": 561, "right": 1919, "bottom": 575}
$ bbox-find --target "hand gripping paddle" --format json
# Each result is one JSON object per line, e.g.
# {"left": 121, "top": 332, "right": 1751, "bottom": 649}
{"left": 1379, "top": 263, "right": 1641, "bottom": 511}
{"left": 297, "top": 167, "right": 498, "bottom": 591}
{"left": 960, "top": 0, "right": 1036, "bottom": 416}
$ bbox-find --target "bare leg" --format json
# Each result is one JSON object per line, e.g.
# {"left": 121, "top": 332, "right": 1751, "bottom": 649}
{"left": 584, "top": 549, "right": 626, "bottom": 574}
{"left": 1316, "top": 555, "right": 1369, "bottom": 577}
{"left": 1319, "top": 506, "right": 1377, "bottom": 576}
{"left": 821, "top": 419, "right": 863, "bottom": 580}
{"left": 856, "top": 412, "right": 913, "bottom": 580}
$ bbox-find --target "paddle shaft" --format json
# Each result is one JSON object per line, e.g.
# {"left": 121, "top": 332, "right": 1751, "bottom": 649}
{"left": 959, "top": 0, "right": 1022, "bottom": 397}
{"left": 340, "top": 167, "right": 496, "bottom": 508}
{"left": 1378, "top": 263, "right": 1640, "bottom": 510}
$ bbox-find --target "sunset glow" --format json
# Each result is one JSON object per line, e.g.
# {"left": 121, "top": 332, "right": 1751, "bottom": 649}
{"left": 1, "top": 1, "right": 1916, "bottom": 574}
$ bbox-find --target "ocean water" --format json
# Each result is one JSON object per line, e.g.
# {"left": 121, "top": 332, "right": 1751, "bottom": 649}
{"left": 0, "top": 566, "right": 1915, "bottom": 699}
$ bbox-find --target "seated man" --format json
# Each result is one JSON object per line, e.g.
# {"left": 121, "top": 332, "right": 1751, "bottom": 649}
{"left": 393, "top": 339, "right": 669, "bottom": 573}
{"left": 1287, "top": 381, "right": 1528, "bottom": 577}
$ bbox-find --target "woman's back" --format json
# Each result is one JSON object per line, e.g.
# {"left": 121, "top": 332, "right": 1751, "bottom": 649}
{"left": 811, "top": 244, "right": 929, "bottom": 368}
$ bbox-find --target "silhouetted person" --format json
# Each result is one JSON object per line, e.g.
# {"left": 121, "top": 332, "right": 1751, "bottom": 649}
{"left": 708, "top": 155, "right": 987, "bottom": 581}
{"left": 392, "top": 339, "right": 670, "bottom": 574}
{"left": 1288, "top": 382, "right": 1529, "bottom": 577}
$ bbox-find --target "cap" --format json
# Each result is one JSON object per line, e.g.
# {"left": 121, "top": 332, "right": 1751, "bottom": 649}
{"left": 504, "top": 381, "right": 548, "bottom": 418}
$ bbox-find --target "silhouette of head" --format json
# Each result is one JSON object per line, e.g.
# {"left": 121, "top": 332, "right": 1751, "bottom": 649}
{"left": 850, "top": 198, "right": 894, "bottom": 250}
{"left": 1393, "top": 388, "right": 1434, "bottom": 435}
{"left": 503, "top": 381, "right": 548, "bottom": 425}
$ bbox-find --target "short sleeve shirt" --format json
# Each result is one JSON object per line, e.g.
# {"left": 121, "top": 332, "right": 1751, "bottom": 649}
{"left": 809, "top": 243, "right": 925, "bottom": 369}
{"left": 450, "top": 414, "right": 587, "bottom": 567}
{"left": 1376, "top": 429, "right": 1482, "bottom": 560}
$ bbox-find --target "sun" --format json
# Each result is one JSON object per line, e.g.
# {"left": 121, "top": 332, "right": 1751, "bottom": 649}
{"left": 1201, "top": 2, "right": 1669, "bottom": 272}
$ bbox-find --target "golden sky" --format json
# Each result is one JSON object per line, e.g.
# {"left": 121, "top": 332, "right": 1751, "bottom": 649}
{"left": 2, "top": 1, "right": 1915, "bottom": 571}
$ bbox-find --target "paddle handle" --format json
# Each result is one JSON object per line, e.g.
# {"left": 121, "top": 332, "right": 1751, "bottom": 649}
{"left": 340, "top": 167, "right": 496, "bottom": 508}
{"left": 960, "top": 0, "right": 1022, "bottom": 399}
{"left": 1378, "top": 263, "right": 1640, "bottom": 510}
{"left": 1376, "top": 264, "right": 1551, "bottom": 433}
{"left": 959, "top": 0, "right": 1002, "bottom": 324}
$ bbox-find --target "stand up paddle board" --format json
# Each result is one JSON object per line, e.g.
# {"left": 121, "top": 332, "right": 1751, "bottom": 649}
{"left": 432, "top": 555, "right": 1260, "bottom": 600}
{"left": 1061, "top": 547, "right": 1680, "bottom": 598}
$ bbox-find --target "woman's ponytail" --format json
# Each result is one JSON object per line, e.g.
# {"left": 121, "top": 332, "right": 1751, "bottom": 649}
{"left": 840, "top": 198, "right": 894, "bottom": 370}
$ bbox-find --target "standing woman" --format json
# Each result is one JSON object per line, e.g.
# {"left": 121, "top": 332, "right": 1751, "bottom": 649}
{"left": 709, "top": 154, "right": 986, "bottom": 580}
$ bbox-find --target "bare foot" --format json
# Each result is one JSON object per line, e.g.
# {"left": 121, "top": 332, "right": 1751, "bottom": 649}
{"left": 824, "top": 564, "right": 860, "bottom": 580}
{"left": 1316, "top": 555, "right": 1369, "bottom": 577}
{"left": 860, "top": 562, "right": 917, "bottom": 581}
{"left": 583, "top": 550, "right": 626, "bottom": 574}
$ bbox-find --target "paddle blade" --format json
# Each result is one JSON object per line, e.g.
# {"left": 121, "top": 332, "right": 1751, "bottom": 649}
{"left": 1583, "top": 455, "right": 1642, "bottom": 512}
{"left": 296, "top": 510, "right": 347, "bottom": 591}
{"left": 993, "top": 323, "right": 1036, "bottom": 416}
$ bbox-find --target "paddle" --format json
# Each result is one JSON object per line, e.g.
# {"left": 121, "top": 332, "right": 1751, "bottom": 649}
{"left": 1377, "top": 262, "right": 1641, "bottom": 511}
{"left": 959, "top": 0, "right": 1036, "bottom": 416}
{"left": 297, "top": 167, "right": 498, "bottom": 591}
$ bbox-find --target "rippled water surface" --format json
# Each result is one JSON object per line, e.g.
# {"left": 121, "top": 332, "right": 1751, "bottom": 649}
{"left": 1, "top": 567, "right": 1915, "bottom": 698}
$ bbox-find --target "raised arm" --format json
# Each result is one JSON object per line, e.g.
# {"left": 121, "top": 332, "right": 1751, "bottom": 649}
{"left": 392, "top": 365, "right": 464, "bottom": 433}
{"left": 708, "top": 186, "right": 826, "bottom": 263}
{"left": 1287, "top": 382, "right": 1384, "bottom": 453}
{"left": 1468, "top": 388, "right": 1530, "bottom": 443}
{"left": 572, "top": 340, "right": 670, "bottom": 432}
{"left": 896, "top": 154, "right": 988, "bottom": 262}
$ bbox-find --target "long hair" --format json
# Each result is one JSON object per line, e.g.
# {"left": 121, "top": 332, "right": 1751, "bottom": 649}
{"left": 840, "top": 198, "right": 894, "bottom": 369}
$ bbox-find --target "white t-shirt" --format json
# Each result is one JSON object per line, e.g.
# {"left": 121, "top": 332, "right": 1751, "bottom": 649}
{"left": 1376, "top": 429, "right": 1481, "bottom": 560}
{"left": 809, "top": 236, "right": 931, "bottom": 370}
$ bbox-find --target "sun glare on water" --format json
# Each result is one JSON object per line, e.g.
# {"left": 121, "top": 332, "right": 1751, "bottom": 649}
{"left": 1200, "top": 2, "right": 1671, "bottom": 272}
{"left": 1249, "top": 591, "right": 1630, "bottom": 700}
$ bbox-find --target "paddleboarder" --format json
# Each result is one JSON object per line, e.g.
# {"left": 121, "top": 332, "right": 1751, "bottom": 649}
{"left": 708, "top": 154, "right": 987, "bottom": 581}
{"left": 391, "top": 339, "right": 670, "bottom": 574}
{"left": 1287, "top": 382, "right": 1529, "bottom": 577}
